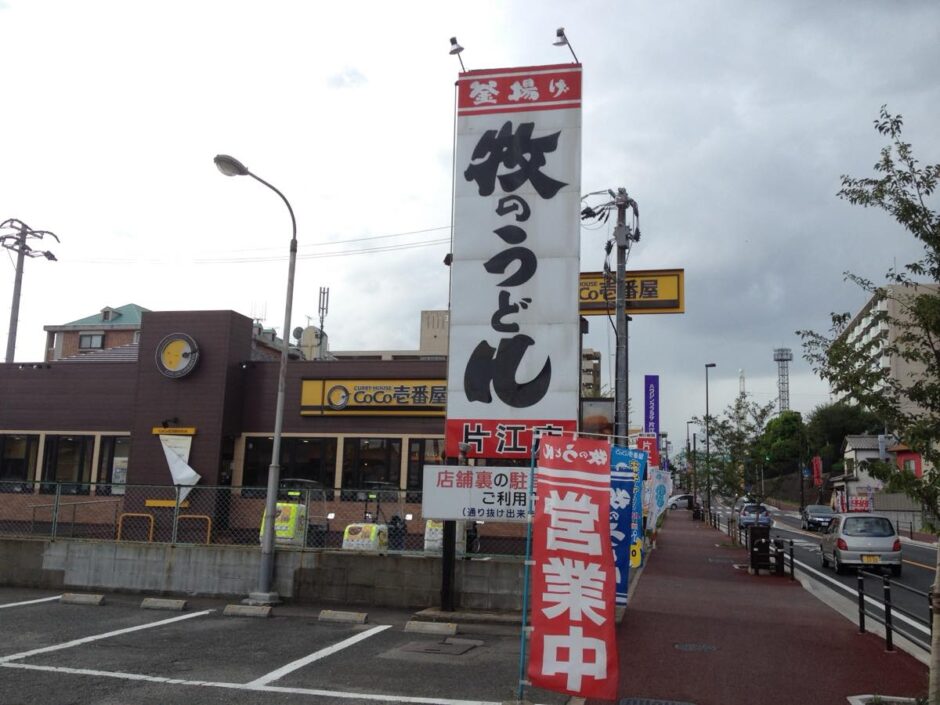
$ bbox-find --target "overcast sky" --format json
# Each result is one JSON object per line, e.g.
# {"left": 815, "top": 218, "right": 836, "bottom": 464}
{"left": 2, "top": 1, "right": 938, "bottom": 452}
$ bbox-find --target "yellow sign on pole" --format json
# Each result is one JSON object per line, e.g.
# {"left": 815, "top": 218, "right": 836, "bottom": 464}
{"left": 579, "top": 269, "right": 685, "bottom": 316}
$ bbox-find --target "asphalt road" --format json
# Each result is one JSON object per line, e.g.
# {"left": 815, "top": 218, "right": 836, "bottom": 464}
{"left": 0, "top": 588, "right": 568, "bottom": 705}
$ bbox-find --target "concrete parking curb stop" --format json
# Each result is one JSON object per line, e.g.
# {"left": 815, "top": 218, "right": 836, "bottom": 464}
{"left": 404, "top": 620, "right": 458, "bottom": 635}
{"left": 60, "top": 593, "right": 105, "bottom": 606}
{"left": 223, "top": 604, "right": 271, "bottom": 618}
{"left": 318, "top": 609, "right": 368, "bottom": 624}
{"left": 140, "top": 598, "right": 187, "bottom": 611}
{"left": 413, "top": 607, "right": 520, "bottom": 625}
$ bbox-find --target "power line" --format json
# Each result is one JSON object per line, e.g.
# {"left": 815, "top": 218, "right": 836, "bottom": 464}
{"left": 66, "top": 232, "right": 450, "bottom": 265}
{"left": 197, "top": 237, "right": 450, "bottom": 264}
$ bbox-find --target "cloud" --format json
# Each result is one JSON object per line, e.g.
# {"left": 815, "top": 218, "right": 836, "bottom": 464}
{"left": 328, "top": 67, "right": 367, "bottom": 89}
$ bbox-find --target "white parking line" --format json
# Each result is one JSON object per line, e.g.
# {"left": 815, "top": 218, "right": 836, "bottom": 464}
{"left": 246, "top": 624, "right": 392, "bottom": 687}
{"left": 0, "top": 609, "right": 214, "bottom": 663}
{"left": 1, "top": 662, "right": 515, "bottom": 705}
{"left": 0, "top": 595, "right": 62, "bottom": 609}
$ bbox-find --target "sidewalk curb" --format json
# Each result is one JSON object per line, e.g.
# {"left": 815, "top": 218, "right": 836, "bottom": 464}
{"left": 900, "top": 536, "right": 937, "bottom": 549}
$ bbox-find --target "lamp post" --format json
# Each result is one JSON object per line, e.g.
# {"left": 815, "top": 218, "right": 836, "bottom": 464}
{"left": 705, "top": 362, "right": 717, "bottom": 512}
{"left": 1, "top": 219, "right": 59, "bottom": 363}
{"left": 686, "top": 420, "right": 694, "bottom": 494}
{"left": 214, "top": 154, "right": 297, "bottom": 604}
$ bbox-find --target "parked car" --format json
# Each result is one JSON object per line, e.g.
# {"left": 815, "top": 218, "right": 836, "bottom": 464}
{"left": 800, "top": 504, "right": 835, "bottom": 531}
{"left": 737, "top": 503, "right": 772, "bottom": 528}
{"left": 819, "top": 512, "right": 902, "bottom": 576}
{"left": 731, "top": 496, "right": 755, "bottom": 522}
{"left": 667, "top": 493, "right": 694, "bottom": 509}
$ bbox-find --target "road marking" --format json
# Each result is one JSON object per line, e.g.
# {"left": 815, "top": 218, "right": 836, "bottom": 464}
{"left": 0, "top": 595, "right": 62, "bottom": 609}
{"left": 246, "top": 624, "right": 392, "bottom": 687}
{"left": 788, "top": 556, "right": 929, "bottom": 637}
{"left": 1, "top": 662, "right": 511, "bottom": 705}
{"left": 0, "top": 609, "right": 214, "bottom": 663}
{"left": 778, "top": 524, "right": 933, "bottom": 569}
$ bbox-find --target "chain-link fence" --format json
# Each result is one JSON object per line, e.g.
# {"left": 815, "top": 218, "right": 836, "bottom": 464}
{"left": 0, "top": 481, "right": 528, "bottom": 556}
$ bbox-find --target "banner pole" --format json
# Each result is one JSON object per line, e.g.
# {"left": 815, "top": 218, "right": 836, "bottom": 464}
{"left": 517, "top": 439, "right": 538, "bottom": 702}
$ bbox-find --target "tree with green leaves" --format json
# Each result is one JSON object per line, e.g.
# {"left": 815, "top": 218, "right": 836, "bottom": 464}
{"left": 761, "top": 410, "right": 807, "bottom": 479}
{"left": 798, "top": 105, "right": 940, "bottom": 702}
{"left": 804, "top": 401, "right": 882, "bottom": 474}
{"left": 694, "top": 392, "right": 776, "bottom": 502}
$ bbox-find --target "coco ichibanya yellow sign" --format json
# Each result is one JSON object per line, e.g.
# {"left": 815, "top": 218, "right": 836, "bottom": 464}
{"left": 579, "top": 269, "right": 685, "bottom": 315}
{"left": 301, "top": 379, "right": 447, "bottom": 416}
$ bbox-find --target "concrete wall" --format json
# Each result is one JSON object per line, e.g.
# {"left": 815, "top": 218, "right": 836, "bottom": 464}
{"left": 0, "top": 539, "right": 526, "bottom": 610}
{"left": 293, "top": 552, "right": 526, "bottom": 610}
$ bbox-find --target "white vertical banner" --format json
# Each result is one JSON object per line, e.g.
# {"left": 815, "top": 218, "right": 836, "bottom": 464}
{"left": 159, "top": 435, "right": 201, "bottom": 502}
{"left": 446, "top": 64, "right": 582, "bottom": 460}
{"left": 647, "top": 468, "right": 670, "bottom": 531}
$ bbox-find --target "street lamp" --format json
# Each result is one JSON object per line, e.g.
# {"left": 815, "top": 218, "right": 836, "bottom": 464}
{"left": 214, "top": 154, "right": 297, "bottom": 604}
{"left": 552, "top": 27, "right": 579, "bottom": 63}
{"left": 685, "top": 420, "right": 695, "bottom": 496}
{"left": 1, "top": 219, "right": 59, "bottom": 363}
{"left": 448, "top": 37, "right": 466, "bottom": 72}
{"left": 705, "top": 363, "right": 717, "bottom": 511}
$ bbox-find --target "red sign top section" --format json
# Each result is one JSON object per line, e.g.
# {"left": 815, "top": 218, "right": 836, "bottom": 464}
{"left": 636, "top": 435, "right": 660, "bottom": 468}
{"left": 458, "top": 63, "right": 582, "bottom": 116}
{"left": 537, "top": 436, "right": 610, "bottom": 486}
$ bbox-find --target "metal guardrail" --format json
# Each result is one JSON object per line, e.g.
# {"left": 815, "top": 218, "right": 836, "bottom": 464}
{"left": 855, "top": 568, "right": 931, "bottom": 652}
{"left": 896, "top": 520, "right": 916, "bottom": 540}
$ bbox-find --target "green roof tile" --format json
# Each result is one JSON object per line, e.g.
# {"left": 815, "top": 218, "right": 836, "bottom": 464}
{"left": 64, "top": 304, "right": 150, "bottom": 327}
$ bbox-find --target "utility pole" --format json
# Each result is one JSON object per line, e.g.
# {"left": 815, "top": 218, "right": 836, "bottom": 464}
{"left": 1, "top": 219, "right": 59, "bottom": 363}
{"left": 612, "top": 188, "right": 639, "bottom": 442}
{"left": 692, "top": 433, "right": 698, "bottom": 514}
{"left": 317, "top": 286, "right": 329, "bottom": 359}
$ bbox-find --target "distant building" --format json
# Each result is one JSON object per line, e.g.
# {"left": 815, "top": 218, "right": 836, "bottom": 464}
{"left": 42, "top": 304, "right": 293, "bottom": 364}
{"left": 581, "top": 348, "right": 601, "bottom": 397}
{"left": 837, "top": 283, "right": 939, "bottom": 415}
{"left": 829, "top": 434, "right": 897, "bottom": 511}
{"left": 43, "top": 304, "right": 149, "bottom": 362}
{"left": 322, "top": 310, "right": 449, "bottom": 362}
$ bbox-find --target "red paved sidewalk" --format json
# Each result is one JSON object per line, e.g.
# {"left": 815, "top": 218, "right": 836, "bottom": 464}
{"left": 590, "top": 510, "right": 928, "bottom": 705}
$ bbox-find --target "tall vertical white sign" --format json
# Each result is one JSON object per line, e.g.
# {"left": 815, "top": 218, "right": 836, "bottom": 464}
{"left": 446, "top": 64, "right": 582, "bottom": 460}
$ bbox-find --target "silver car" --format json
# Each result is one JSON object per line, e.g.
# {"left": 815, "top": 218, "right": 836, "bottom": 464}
{"left": 820, "top": 512, "right": 902, "bottom": 577}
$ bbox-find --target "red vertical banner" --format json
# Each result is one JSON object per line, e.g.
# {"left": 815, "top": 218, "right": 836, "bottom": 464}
{"left": 636, "top": 434, "right": 660, "bottom": 467}
{"left": 812, "top": 455, "right": 823, "bottom": 488}
{"left": 528, "top": 436, "right": 618, "bottom": 700}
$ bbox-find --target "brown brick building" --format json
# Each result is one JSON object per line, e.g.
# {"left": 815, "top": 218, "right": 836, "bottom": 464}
{"left": 2, "top": 310, "right": 446, "bottom": 503}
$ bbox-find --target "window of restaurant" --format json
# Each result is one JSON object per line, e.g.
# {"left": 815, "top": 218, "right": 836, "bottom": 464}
{"left": 96, "top": 436, "right": 131, "bottom": 495}
{"left": 0, "top": 434, "right": 39, "bottom": 491}
{"left": 41, "top": 435, "right": 94, "bottom": 494}
{"left": 242, "top": 436, "right": 337, "bottom": 493}
{"left": 341, "top": 437, "right": 401, "bottom": 499}
{"left": 407, "top": 438, "right": 444, "bottom": 500}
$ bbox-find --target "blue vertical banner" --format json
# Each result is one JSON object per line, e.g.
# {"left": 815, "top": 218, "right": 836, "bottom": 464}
{"left": 627, "top": 448, "right": 648, "bottom": 569}
{"left": 644, "top": 375, "right": 659, "bottom": 436}
{"left": 610, "top": 445, "right": 636, "bottom": 605}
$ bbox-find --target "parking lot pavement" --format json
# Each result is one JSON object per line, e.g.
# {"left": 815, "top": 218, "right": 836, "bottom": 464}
{"left": 0, "top": 588, "right": 570, "bottom": 705}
